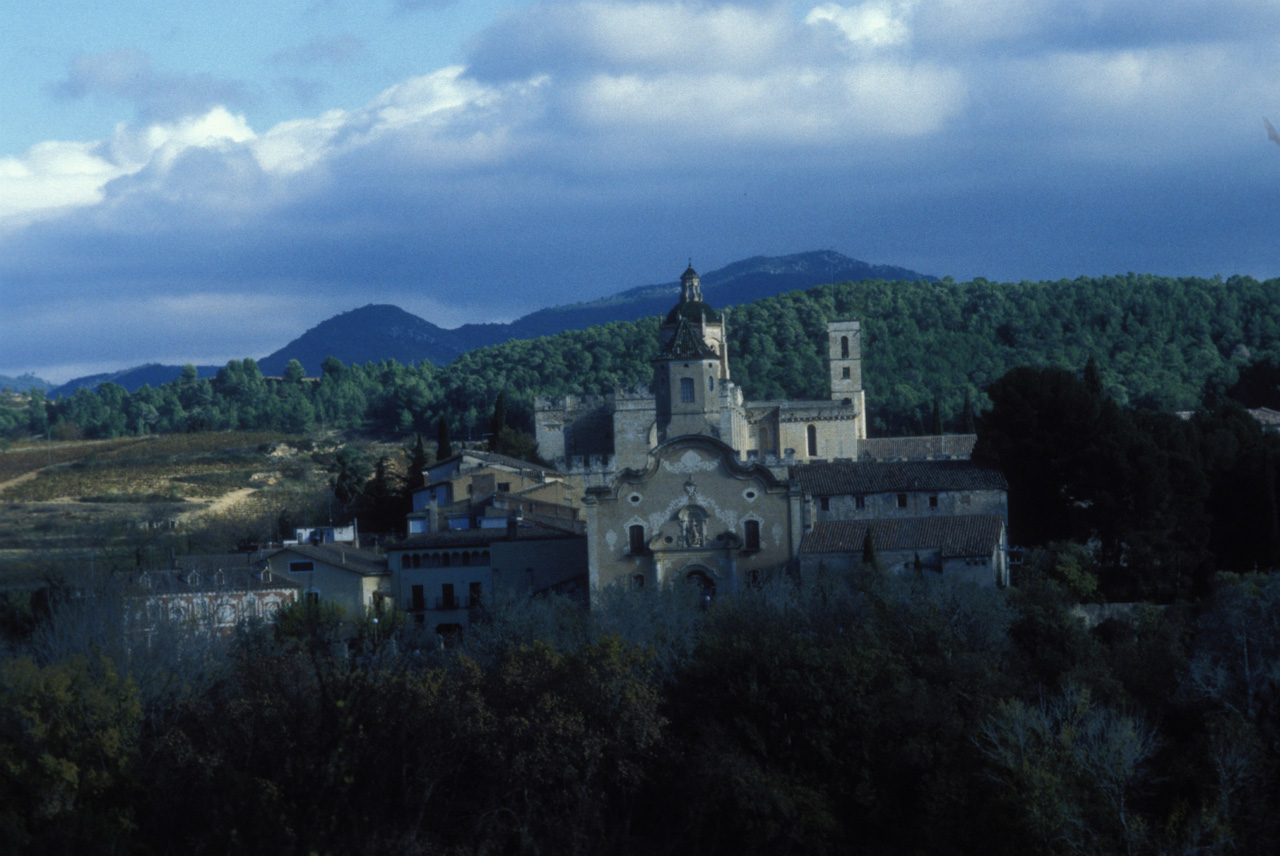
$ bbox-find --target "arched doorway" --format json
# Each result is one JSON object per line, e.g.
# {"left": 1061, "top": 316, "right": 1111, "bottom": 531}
{"left": 685, "top": 568, "right": 716, "bottom": 605}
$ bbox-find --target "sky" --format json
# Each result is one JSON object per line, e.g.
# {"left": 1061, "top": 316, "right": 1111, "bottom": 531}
{"left": 4, "top": 0, "right": 1280, "bottom": 384}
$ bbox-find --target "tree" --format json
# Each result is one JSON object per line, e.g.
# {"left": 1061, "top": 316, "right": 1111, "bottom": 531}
{"left": 283, "top": 358, "right": 306, "bottom": 384}
{"left": 489, "top": 390, "right": 508, "bottom": 450}
{"left": 404, "top": 433, "right": 429, "bottom": 493}
{"left": 329, "top": 445, "right": 371, "bottom": 509}
{"left": 436, "top": 415, "right": 453, "bottom": 460}
{"left": 862, "top": 527, "right": 879, "bottom": 570}
{"left": 961, "top": 388, "right": 976, "bottom": 433}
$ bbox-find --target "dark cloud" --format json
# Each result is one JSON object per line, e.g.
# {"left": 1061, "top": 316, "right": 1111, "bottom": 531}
{"left": 52, "top": 49, "right": 252, "bottom": 121}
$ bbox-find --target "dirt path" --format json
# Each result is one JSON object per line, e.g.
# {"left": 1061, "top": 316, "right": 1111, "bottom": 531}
{"left": 0, "top": 470, "right": 41, "bottom": 495}
{"left": 178, "top": 486, "right": 257, "bottom": 522}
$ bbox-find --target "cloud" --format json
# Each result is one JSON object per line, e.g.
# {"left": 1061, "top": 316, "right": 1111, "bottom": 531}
{"left": 52, "top": 49, "right": 253, "bottom": 122}
{"left": 6, "top": 1, "right": 1280, "bottom": 382}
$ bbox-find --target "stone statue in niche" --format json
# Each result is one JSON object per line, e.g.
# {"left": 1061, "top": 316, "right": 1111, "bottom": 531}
{"left": 678, "top": 506, "right": 707, "bottom": 548}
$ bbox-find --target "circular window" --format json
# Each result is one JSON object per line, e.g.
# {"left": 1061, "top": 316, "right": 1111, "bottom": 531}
{"left": 664, "top": 536, "right": 674, "bottom": 544}
{"left": 628, "top": 493, "right": 642, "bottom": 504}
{"left": 743, "top": 489, "right": 757, "bottom": 501}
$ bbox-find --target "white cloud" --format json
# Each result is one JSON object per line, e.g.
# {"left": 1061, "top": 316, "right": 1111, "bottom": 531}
{"left": 805, "top": 2, "right": 915, "bottom": 49}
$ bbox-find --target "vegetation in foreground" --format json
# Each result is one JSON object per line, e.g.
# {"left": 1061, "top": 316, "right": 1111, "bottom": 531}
{"left": 2, "top": 566, "right": 1278, "bottom": 855}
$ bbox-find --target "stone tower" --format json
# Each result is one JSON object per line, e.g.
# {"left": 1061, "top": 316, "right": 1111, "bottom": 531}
{"left": 653, "top": 265, "right": 729, "bottom": 443}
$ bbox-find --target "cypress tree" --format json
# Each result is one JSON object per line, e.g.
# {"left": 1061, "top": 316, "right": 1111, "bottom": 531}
{"left": 436, "top": 416, "right": 453, "bottom": 460}
{"left": 489, "top": 391, "right": 508, "bottom": 450}
{"left": 862, "top": 527, "right": 879, "bottom": 570}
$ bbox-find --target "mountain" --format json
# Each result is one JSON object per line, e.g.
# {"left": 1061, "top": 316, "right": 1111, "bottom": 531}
{"left": 49, "top": 364, "right": 220, "bottom": 399}
{"left": 448, "top": 250, "right": 931, "bottom": 349}
{"left": 0, "top": 373, "right": 52, "bottom": 393}
{"left": 49, "top": 250, "right": 932, "bottom": 394}
{"left": 256, "top": 305, "right": 466, "bottom": 377}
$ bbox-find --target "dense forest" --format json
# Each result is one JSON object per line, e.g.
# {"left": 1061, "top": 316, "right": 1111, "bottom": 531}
{"left": 5, "top": 273, "right": 1280, "bottom": 442}
{"left": 3, "top": 561, "right": 1279, "bottom": 855}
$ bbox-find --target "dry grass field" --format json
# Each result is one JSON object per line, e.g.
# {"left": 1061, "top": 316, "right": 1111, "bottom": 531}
{"left": 0, "top": 432, "right": 340, "bottom": 587}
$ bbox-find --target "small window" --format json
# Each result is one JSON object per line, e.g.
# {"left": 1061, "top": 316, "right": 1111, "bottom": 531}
{"left": 807, "top": 424, "right": 818, "bottom": 457}
{"left": 289, "top": 561, "right": 315, "bottom": 573}
{"left": 469, "top": 581, "right": 482, "bottom": 606}
{"left": 680, "top": 377, "right": 695, "bottom": 402}
{"left": 841, "top": 366, "right": 851, "bottom": 379}
{"left": 855, "top": 495, "right": 866, "bottom": 510}
{"left": 841, "top": 335, "right": 850, "bottom": 359}
{"left": 629, "top": 524, "right": 646, "bottom": 555}
{"left": 819, "top": 497, "right": 830, "bottom": 511}
{"left": 497, "top": 482, "right": 511, "bottom": 493}
{"left": 744, "top": 519, "right": 761, "bottom": 551}
{"left": 929, "top": 495, "right": 939, "bottom": 509}
{"left": 633, "top": 574, "right": 645, "bottom": 589}
{"left": 897, "top": 494, "right": 908, "bottom": 508}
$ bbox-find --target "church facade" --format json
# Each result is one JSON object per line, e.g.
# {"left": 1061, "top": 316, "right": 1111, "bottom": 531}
{"left": 535, "top": 265, "right": 867, "bottom": 474}
{"left": 534, "top": 264, "right": 1009, "bottom": 600}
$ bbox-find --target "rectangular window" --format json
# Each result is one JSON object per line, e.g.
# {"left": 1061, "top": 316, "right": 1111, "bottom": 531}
{"left": 411, "top": 585, "right": 424, "bottom": 611}
{"left": 629, "top": 524, "right": 646, "bottom": 555}
{"left": 680, "top": 377, "right": 695, "bottom": 402}
{"left": 855, "top": 495, "right": 865, "bottom": 510}
{"left": 841, "top": 366, "right": 851, "bottom": 379}
{"left": 497, "top": 482, "right": 511, "bottom": 493}
{"left": 897, "top": 494, "right": 908, "bottom": 508}
{"left": 469, "top": 581, "right": 482, "bottom": 606}
{"left": 289, "top": 561, "right": 315, "bottom": 573}
{"left": 744, "top": 519, "right": 761, "bottom": 551}
{"left": 929, "top": 495, "right": 939, "bottom": 508}
{"left": 819, "top": 497, "right": 830, "bottom": 511}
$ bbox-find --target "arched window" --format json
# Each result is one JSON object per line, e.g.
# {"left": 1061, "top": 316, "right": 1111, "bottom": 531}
{"left": 744, "top": 519, "right": 761, "bottom": 551}
{"left": 401, "top": 555, "right": 410, "bottom": 570}
{"left": 441, "top": 553, "right": 451, "bottom": 568}
{"left": 461, "top": 552, "right": 470, "bottom": 566}
{"left": 480, "top": 550, "right": 490, "bottom": 564}
{"left": 807, "top": 424, "right": 818, "bottom": 457}
{"left": 841, "top": 335, "right": 849, "bottom": 358}
{"left": 680, "top": 377, "right": 695, "bottom": 402}
{"left": 629, "top": 524, "right": 646, "bottom": 555}
{"left": 412, "top": 554, "right": 421, "bottom": 569}
{"left": 708, "top": 375, "right": 715, "bottom": 391}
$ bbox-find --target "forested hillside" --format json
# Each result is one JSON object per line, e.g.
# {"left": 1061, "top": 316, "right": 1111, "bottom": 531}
{"left": 8, "top": 273, "right": 1280, "bottom": 442}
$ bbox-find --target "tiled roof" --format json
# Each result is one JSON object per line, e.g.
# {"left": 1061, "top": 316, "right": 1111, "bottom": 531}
{"left": 271, "top": 544, "right": 389, "bottom": 576}
{"left": 656, "top": 316, "right": 717, "bottom": 360}
{"left": 800, "top": 515, "right": 1004, "bottom": 558}
{"left": 429, "top": 449, "right": 560, "bottom": 478}
{"left": 1250, "top": 407, "right": 1280, "bottom": 428}
{"left": 393, "top": 521, "right": 583, "bottom": 550}
{"left": 793, "top": 459, "right": 1007, "bottom": 495}
{"left": 166, "top": 552, "right": 271, "bottom": 573}
{"left": 858, "top": 434, "right": 977, "bottom": 461}
{"left": 135, "top": 568, "right": 300, "bottom": 594}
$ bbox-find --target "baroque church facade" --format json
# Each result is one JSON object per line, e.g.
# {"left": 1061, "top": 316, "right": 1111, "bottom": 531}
{"left": 535, "top": 265, "right": 1010, "bottom": 600}
{"left": 535, "top": 265, "right": 867, "bottom": 472}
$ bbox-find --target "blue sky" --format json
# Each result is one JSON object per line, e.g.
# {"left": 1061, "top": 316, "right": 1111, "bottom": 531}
{"left": 3, "top": 0, "right": 1280, "bottom": 383}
